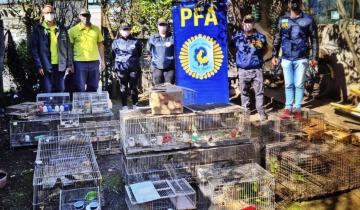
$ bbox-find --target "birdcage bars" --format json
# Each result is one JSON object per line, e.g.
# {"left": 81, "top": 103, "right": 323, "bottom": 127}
{"left": 36, "top": 92, "right": 71, "bottom": 114}
{"left": 59, "top": 187, "right": 101, "bottom": 210}
{"left": 33, "top": 136, "right": 102, "bottom": 210}
{"left": 197, "top": 163, "right": 275, "bottom": 210}
{"left": 72, "top": 92, "right": 111, "bottom": 114}
{"left": 120, "top": 105, "right": 250, "bottom": 155}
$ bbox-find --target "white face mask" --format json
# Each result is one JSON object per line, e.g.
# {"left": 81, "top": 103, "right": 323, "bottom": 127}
{"left": 158, "top": 26, "right": 167, "bottom": 35}
{"left": 44, "top": 13, "right": 55, "bottom": 22}
{"left": 243, "top": 23, "right": 254, "bottom": 32}
{"left": 80, "top": 16, "right": 91, "bottom": 25}
{"left": 120, "top": 30, "right": 130, "bottom": 38}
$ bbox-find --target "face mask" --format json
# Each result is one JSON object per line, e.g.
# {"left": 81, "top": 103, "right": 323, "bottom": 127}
{"left": 120, "top": 30, "right": 130, "bottom": 38}
{"left": 44, "top": 13, "right": 55, "bottom": 22}
{"left": 243, "top": 23, "right": 254, "bottom": 32}
{"left": 158, "top": 26, "right": 167, "bottom": 34}
{"left": 80, "top": 16, "right": 91, "bottom": 25}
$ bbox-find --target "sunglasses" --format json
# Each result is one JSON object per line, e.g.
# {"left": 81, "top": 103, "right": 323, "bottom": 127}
{"left": 243, "top": 19, "right": 254, "bottom": 23}
{"left": 158, "top": 23, "right": 167, "bottom": 26}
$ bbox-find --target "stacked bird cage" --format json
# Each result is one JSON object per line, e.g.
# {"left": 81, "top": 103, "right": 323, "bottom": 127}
{"left": 125, "top": 178, "right": 196, "bottom": 210}
{"left": 6, "top": 102, "right": 38, "bottom": 120}
{"left": 33, "top": 136, "right": 102, "bottom": 210}
{"left": 72, "top": 91, "right": 111, "bottom": 114}
{"left": 59, "top": 187, "right": 101, "bottom": 210}
{"left": 10, "top": 115, "right": 59, "bottom": 148}
{"left": 120, "top": 104, "right": 250, "bottom": 155}
{"left": 197, "top": 162, "right": 275, "bottom": 210}
{"left": 36, "top": 93, "right": 71, "bottom": 114}
{"left": 59, "top": 112, "right": 80, "bottom": 128}
{"left": 267, "top": 109, "right": 325, "bottom": 142}
{"left": 265, "top": 140, "right": 356, "bottom": 200}
{"left": 122, "top": 143, "right": 256, "bottom": 185}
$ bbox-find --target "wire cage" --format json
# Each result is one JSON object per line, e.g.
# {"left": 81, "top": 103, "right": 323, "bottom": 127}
{"left": 125, "top": 178, "right": 196, "bottom": 210}
{"left": 58, "top": 120, "right": 121, "bottom": 155}
{"left": 120, "top": 104, "right": 251, "bottom": 155}
{"left": 72, "top": 92, "right": 111, "bottom": 114}
{"left": 36, "top": 92, "right": 71, "bottom": 114}
{"left": 196, "top": 162, "right": 275, "bottom": 210}
{"left": 33, "top": 136, "right": 102, "bottom": 210}
{"left": 59, "top": 112, "right": 80, "bottom": 128}
{"left": 267, "top": 109, "right": 325, "bottom": 142}
{"left": 60, "top": 187, "right": 101, "bottom": 210}
{"left": 10, "top": 115, "right": 60, "bottom": 148}
{"left": 121, "top": 142, "right": 256, "bottom": 185}
{"left": 265, "top": 140, "right": 359, "bottom": 200}
{"left": 6, "top": 102, "right": 38, "bottom": 120}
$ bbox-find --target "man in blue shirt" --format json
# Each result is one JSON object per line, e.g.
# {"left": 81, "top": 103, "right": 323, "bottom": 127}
{"left": 232, "top": 15, "right": 268, "bottom": 121}
{"left": 272, "top": 0, "right": 318, "bottom": 120}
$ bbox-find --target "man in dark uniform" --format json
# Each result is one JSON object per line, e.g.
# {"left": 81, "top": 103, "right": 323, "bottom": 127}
{"left": 232, "top": 15, "right": 268, "bottom": 121}
{"left": 147, "top": 18, "right": 175, "bottom": 85}
{"left": 112, "top": 23, "right": 142, "bottom": 110}
{"left": 272, "top": 0, "right": 319, "bottom": 120}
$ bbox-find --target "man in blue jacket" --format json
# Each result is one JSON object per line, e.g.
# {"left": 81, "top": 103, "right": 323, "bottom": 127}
{"left": 272, "top": 0, "right": 319, "bottom": 120}
{"left": 232, "top": 15, "right": 268, "bottom": 121}
{"left": 112, "top": 23, "right": 142, "bottom": 110}
{"left": 31, "top": 5, "right": 73, "bottom": 93}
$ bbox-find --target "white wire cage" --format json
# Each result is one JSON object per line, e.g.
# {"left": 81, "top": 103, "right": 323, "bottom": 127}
{"left": 72, "top": 92, "right": 111, "bottom": 114}
{"left": 59, "top": 187, "right": 101, "bottom": 210}
{"left": 125, "top": 178, "right": 197, "bottom": 210}
{"left": 196, "top": 162, "right": 275, "bottom": 210}
{"left": 33, "top": 136, "right": 102, "bottom": 210}
{"left": 120, "top": 104, "right": 251, "bottom": 155}
{"left": 10, "top": 115, "right": 60, "bottom": 148}
{"left": 57, "top": 120, "right": 121, "bottom": 155}
{"left": 267, "top": 109, "right": 325, "bottom": 142}
{"left": 36, "top": 92, "right": 71, "bottom": 114}
{"left": 265, "top": 140, "right": 360, "bottom": 200}
{"left": 59, "top": 112, "right": 80, "bottom": 128}
{"left": 121, "top": 142, "right": 256, "bottom": 185}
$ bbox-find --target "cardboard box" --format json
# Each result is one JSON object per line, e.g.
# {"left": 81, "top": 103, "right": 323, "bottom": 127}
{"left": 150, "top": 84, "right": 183, "bottom": 115}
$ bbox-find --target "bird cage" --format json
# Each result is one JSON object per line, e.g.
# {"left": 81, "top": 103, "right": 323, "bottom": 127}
{"left": 59, "top": 112, "right": 80, "bottom": 128}
{"left": 122, "top": 142, "right": 256, "bottom": 185}
{"left": 33, "top": 136, "right": 102, "bottom": 210}
{"left": 125, "top": 179, "right": 196, "bottom": 210}
{"left": 120, "top": 104, "right": 250, "bottom": 155}
{"left": 197, "top": 162, "right": 275, "bottom": 210}
{"left": 59, "top": 187, "right": 101, "bottom": 210}
{"left": 72, "top": 92, "right": 111, "bottom": 114}
{"left": 268, "top": 109, "right": 325, "bottom": 142}
{"left": 6, "top": 102, "right": 38, "bottom": 120}
{"left": 265, "top": 140, "right": 357, "bottom": 200}
{"left": 10, "top": 115, "right": 60, "bottom": 148}
{"left": 36, "top": 92, "right": 71, "bottom": 114}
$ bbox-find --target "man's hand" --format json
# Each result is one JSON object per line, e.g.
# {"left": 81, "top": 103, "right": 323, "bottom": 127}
{"left": 309, "top": 59, "right": 318, "bottom": 68}
{"left": 100, "top": 62, "right": 106, "bottom": 71}
{"left": 66, "top": 66, "right": 74, "bottom": 73}
{"left": 38, "top": 68, "right": 45, "bottom": 76}
{"left": 272, "top": 57, "right": 279, "bottom": 66}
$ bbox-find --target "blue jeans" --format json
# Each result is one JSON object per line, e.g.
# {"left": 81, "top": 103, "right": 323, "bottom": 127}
{"left": 281, "top": 59, "right": 308, "bottom": 110}
{"left": 74, "top": 61, "right": 100, "bottom": 92}
{"left": 41, "top": 65, "right": 65, "bottom": 93}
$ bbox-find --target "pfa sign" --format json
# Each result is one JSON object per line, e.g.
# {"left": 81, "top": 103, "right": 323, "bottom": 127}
{"left": 173, "top": 0, "right": 229, "bottom": 104}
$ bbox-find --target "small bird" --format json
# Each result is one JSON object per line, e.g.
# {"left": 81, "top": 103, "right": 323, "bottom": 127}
{"left": 196, "top": 49, "right": 209, "bottom": 65}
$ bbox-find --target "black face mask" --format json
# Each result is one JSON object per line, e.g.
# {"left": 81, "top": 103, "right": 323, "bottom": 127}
{"left": 290, "top": 0, "right": 300, "bottom": 11}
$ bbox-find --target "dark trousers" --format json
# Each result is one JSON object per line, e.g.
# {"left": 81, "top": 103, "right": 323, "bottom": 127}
{"left": 74, "top": 61, "right": 100, "bottom": 92}
{"left": 116, "top": 70, "right": 139, "bottom": 106}
{"left": 41, "top": 65, "right": 65, "bottom": 93}
{"left": 238, "top": 68, "right": 265, "bottom": 115}
{"left": 152, "top": 67, "right": 175, "bottom": 85}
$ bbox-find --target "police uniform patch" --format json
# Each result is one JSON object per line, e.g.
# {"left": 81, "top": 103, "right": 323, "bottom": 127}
{"left": 165, "top": 42, "right": 172, "bottom": 47}
{"left": 281, "top": 19, "right": 289, "bottom": 28}
{"left": 130, "top": 44, "right": 136, "bottom": 50}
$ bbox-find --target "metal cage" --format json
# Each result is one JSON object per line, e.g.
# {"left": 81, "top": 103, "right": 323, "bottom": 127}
{"left": 59, "top": 187, "right": 101, "bottom": 210}
{"left": 33, "top": 136, "right": 102, "bottom": 209}
{"left": 125, "top": 179, "right": 196, "bottom": 210}
{"left": 197, "top": 163, "right": 275, "bottom": 210}
{"left": 120, "top": 105, "right": 251, "bottom": 155}
{"left": 6, "top": 102, "right": 38, "bottom": 120}
{"left": 36, "top": 92, "right": 71, "bottom": 114}
{"left": 72, "top": 91, "right": 111, "bottom": 114}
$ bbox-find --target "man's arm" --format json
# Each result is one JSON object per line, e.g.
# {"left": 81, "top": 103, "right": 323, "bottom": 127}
{"left": 309, "top": 18, "right": 319, "bottom": 66}
{"left": 65, "top": 29, "right": 74, "bottom": 72}
{"left": 98, "top": 42, "right": 105, "bottom": 71}
{"left": 30, "top": 27, "right": 43, "bottom": 75}
{"left": 272, "top": 19, "right": 282, "bottom": 59}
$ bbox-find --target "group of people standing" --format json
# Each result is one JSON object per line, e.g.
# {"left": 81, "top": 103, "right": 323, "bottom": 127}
{"left": 32, "top": 0, "right": 318, "bottom": 120}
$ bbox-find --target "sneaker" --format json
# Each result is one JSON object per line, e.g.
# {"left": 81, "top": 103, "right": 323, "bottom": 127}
{"left": 280, "top": 109, "right": 292, "bottom": 119}
{"left": 122, "top": 106, "right": 129, "bottom": 111}
{"left": 293, "top": 110, "right": 303, "bottom": 121}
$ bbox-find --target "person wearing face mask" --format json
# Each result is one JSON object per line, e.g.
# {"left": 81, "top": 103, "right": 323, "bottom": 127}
{"left": 272, "top": 0, "right": 319, "bottom": 121}
{"left": 146, "top": 18, "right": 175, "bottom": 85}
{"left": 30, "top": 4, "right": 73, "bottom": 93}
{"left": 231, "top": 15, "right": 268, "bottom": 122}
{"left": 112, "top": 23, "right": 142, "bottom": 110}
{"left": 68, "top": 8, "right": 105, "bottom": 92}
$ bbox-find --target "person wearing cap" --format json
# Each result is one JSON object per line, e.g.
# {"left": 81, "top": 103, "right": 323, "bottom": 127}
{"left": 31, "top": 4, "right": 73, "bottom": 93}
{"left": 272, "top": 0, "right": 318, "bottom": 121}
{"left": 68, "top": 8, "right": 105, "bottom": 92}
{"left": 146, "top": 18, "right": 175, "bottom": 85}
{"left": 231, "top": 15, "right": 268, "bottom": 122}
{"left": 112, "top": 23, "right": 142, "bottom": 110}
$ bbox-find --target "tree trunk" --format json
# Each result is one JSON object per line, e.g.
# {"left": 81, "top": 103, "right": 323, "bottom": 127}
{"left": 0, "top": 19, "right": 4, "bottom": 94}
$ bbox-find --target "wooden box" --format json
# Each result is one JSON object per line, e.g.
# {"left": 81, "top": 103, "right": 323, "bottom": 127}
{"left": 150, "top": 84, "right": 183, "bottom": 115}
